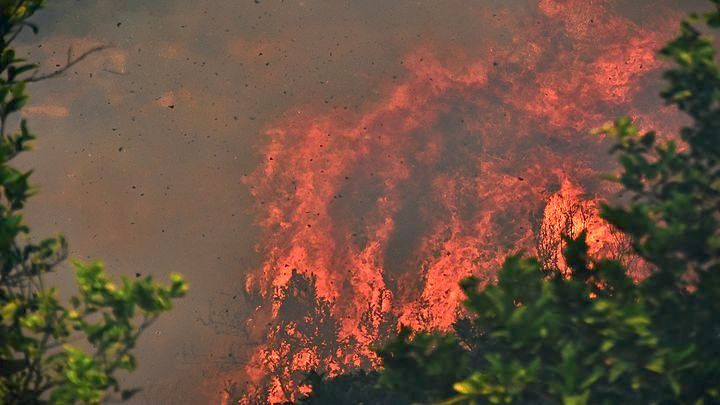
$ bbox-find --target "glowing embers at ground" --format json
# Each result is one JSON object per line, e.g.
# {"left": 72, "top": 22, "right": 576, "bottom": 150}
{"left": 234, "top": 1, "right": 679, "bottom": 403}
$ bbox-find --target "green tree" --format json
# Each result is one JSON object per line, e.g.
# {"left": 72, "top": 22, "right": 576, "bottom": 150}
{"left": 371, "top": 1, "right": 720, "bottom": 404}
{"left": 0, "top": 2, "right": 187, "bottom": 403}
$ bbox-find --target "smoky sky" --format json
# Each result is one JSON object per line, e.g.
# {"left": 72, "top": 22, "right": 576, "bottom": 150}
{"left": 15, "top": 0, "right": 709, "bottom": 403}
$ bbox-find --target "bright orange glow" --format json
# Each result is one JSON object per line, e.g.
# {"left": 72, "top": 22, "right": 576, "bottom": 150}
{"left": 231, "top": 1, "right": 682, "bottom": 403}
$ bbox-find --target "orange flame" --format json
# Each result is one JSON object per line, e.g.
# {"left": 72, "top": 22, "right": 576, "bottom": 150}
{"left": 227, "top": 1, "right": 684, "bottom": 403}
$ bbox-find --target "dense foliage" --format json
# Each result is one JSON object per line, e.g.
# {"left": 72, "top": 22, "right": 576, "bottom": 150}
{"left": 297, "top": 370, "right": 408, "bottom": 405}
{"left": 302, "top": 1, "right": 720, "bottom": 404}
{"left": 0, "top": 2, "right": 187, "bottom": 403}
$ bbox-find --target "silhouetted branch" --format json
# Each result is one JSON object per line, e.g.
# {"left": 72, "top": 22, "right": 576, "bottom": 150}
{"left": 27, "top": 44, "right": 109, "bottom": 82}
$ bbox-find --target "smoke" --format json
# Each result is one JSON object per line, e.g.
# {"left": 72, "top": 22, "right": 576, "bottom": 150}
{"left": 18, "top": 0, "right": 706, "bottom": 403}
{"left": 237, "top": 0, "right": 695, "bottom": 402}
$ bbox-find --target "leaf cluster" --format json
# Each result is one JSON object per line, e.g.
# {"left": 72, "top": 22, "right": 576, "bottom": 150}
{"left": 0, "top": 2, "right": 187, "bottom": 403}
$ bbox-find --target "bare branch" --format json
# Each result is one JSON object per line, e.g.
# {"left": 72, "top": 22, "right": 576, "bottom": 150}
{"left": 27, "top": 44, "right": 110, "bottom": 83}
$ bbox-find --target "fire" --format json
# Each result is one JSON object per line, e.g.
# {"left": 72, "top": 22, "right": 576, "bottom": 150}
{"left": 226, "top": 1, "right": 684, "bottom": 403}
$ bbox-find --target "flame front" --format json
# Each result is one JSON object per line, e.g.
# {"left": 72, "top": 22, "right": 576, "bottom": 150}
{"left": 231, "top": 1, "right": 685, "bottom": 403}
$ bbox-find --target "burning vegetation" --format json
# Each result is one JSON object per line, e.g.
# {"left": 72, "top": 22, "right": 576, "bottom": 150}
{"left": 213, "top": 1, "right": 694, "bottom": 403}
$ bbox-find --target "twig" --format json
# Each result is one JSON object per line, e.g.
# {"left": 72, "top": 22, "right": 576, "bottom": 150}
{"left": 7, "top": 25, "right": 24, "bottom": 44}
{"left": 27, "top": 45, "right": 110, "bottom": 83}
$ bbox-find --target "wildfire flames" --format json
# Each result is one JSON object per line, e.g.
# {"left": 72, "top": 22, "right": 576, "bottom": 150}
{"left": 223, "top": 1, "right": 686, "bottom": 403}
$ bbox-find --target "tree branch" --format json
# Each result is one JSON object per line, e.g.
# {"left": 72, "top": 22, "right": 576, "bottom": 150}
{"left": 27, "top": 45, "right": 110, "bottom": 83}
